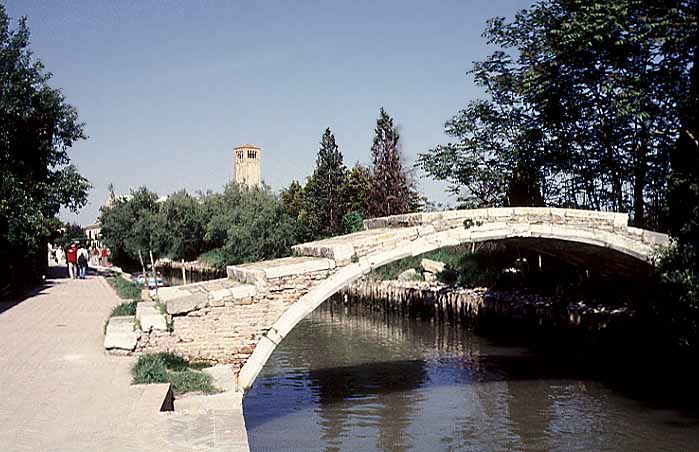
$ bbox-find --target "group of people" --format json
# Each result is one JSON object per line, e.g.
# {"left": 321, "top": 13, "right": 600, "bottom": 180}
{"left": 49, "top": 243, "right": 110, "bottom": 280}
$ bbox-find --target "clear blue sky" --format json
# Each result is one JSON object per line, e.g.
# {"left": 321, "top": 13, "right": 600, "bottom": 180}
{"left": 5, "top": 0, "right": 531, "bottom": 225}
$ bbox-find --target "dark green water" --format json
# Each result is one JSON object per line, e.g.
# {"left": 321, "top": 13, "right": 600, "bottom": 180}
{"left": 243, "top": 301, "right": 699, "bottom": 451}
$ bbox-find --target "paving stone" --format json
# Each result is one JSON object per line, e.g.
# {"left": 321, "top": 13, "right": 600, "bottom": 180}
{"left": 104, "top": 315, "right": 140, "bottom": 351}
{"left": 166, "top": 292, "right": 208, "bottom": 315}
{"left": 136, "top": 302, "right": 168, "bottom": 331}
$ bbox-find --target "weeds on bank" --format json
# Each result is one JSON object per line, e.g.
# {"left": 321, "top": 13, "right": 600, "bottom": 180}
{"left": 110, "top": 300, "right": 137, "bottom": 317}
{"left": 106, "top": 275, "right": 142, "bottom": 301}
{"left": 367, "top": 245, "right": 472, "bottom": 281}
{"left": 132, "top": 352, "right": 219, "bottom": 395}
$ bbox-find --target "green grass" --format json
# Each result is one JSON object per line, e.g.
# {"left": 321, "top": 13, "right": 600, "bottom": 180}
{"left": 132, "top": 354, "right": 168, "bottom": 384}
{"left": 168, "top": 369, "right": 219, "bottom": 394}
{"left": 131, "top": 352, "right": 220, "bottom": 395}
{"left": 106, "top": 275, "right": 142, "bottom": 300}
{"left": 110, "top": 300, "right": 137, "bottom": 317}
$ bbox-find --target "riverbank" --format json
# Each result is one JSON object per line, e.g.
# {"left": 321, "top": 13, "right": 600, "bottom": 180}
{"left": 341, "top": 279, "right": 634, "bottom": 331}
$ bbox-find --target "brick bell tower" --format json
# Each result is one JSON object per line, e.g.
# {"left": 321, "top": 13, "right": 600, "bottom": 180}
{"left": 232, "top": 144, "right": 261, "bottom": 187}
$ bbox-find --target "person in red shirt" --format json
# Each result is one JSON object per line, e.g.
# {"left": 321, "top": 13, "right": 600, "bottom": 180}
{"left": 66, "top": 242, "right": 78, "bottom": 279}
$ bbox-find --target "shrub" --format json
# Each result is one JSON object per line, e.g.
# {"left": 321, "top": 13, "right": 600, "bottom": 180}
{"left": 131, "top": 352, "right": 221, "bottom": 395}
{"left": 132, "top": 354, "right": 168, "bottom": 384}
{"left": 110, "top": 300, "right": 137, "bottom": 317}
{"left": 169, "top": 369, "right": 218, "bottom": 395}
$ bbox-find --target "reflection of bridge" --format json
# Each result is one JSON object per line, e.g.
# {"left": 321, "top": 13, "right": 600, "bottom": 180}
{"left": 148, "top": 207, "right": 669, "bottom": 391}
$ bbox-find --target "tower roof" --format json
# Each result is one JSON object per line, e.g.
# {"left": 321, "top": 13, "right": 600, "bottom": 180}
{"left": 233, "top": 144, "right": 260, "bottom": 149}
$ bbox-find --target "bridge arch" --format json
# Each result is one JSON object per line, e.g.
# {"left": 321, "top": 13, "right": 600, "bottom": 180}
{"left": 237, "top": 207, "right": 669, "bottom": 390}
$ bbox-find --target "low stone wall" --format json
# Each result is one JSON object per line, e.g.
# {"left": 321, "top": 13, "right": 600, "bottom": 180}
{"left": 340, "top": 279, "right": 634, "bottom": 332}
{"left": 138, "top": 267, "right": 336, "bottom": 370}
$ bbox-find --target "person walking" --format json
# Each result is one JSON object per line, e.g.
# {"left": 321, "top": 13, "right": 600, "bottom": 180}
{"left": 77, "top": 243, "right": 89, "bottom": 279}
{"left": 66, "top": 242, "right": 78, "bottom": 279}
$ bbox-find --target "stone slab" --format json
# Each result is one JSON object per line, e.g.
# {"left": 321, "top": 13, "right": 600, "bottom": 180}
{"left": 136, "top": 302, "right": 168, "bottom": 331}
{"left": 104, "top": 315, "right": 140, "bottom": 351}
{"left": 208, "top": 284, "right": 257, "bottom": 303}
{"left": 134, "top": 382, "right": 174, "bottom": 412}
{"left": 203, "top": 365, "right": 238, "bottom": 392}
{"left": 421, "top": 258, "right": 446, "bottom": 274}
{"left": 292, "top": 242, "right": 355, "bottom": 265}
{"left": 227, "top": 256, "right": 335, "bottom": 284}
{"left": 157, "top": 286, "right": 191, "bottom": 302}
{"left": 166, "top": 292, "right": 208, "bottom": 315}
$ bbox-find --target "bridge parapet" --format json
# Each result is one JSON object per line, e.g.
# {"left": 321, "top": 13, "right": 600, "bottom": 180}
{"left": 293, "top": 208, "right": 669, "bottom": 266}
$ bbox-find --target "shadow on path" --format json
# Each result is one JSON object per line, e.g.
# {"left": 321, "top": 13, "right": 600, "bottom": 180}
{"left": 0, "top": 264, "right": 77, "bottom": 314}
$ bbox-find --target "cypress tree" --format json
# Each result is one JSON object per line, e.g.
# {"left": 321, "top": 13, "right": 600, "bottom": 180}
{"left": 367, "top": 108, "right": 417, "bottom": 218}
{"left": 304, "top": 128, "right": 347, "bottom": 238}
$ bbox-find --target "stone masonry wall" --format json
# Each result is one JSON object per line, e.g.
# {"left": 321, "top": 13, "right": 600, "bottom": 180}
{"left": 139, "top": 269, "right": 335, "bottom": 369}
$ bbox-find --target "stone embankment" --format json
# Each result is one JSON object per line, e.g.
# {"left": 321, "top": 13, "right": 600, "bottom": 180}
{"left": 340, "top": 279, "right": 634, "bottom": 332}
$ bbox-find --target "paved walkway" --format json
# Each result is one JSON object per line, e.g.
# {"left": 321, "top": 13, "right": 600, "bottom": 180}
{"left": 0, "top": 265, "right": 249, "bottom": 451}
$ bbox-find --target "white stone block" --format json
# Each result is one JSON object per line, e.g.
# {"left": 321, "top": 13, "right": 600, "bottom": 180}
{"left": 229, "top": 284, "right": 257, "bottom": 299}
{"left": 104, "top": 316, "right": 140, "bottom": 351}
{"left": 166, "top": 293, "right": 207, "bottom": 315}
{"left": 136, "top": 302, "right": 168, "bottom": 332}
{"left": 421, "top": 258, "right": 446, "bottom": 274}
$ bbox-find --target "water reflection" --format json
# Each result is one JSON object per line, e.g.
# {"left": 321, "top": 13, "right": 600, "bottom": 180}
{"left": 244, "top": 298, "right": 699, "bottom": 451}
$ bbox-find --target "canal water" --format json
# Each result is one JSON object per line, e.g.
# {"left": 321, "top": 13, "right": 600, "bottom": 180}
{"left": 243, "top": 299, "right": 699, "bottom": 451}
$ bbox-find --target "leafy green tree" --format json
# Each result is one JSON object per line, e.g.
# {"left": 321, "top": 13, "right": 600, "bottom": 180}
{"left": 205, "top": 182, "right": 297, "bottom": 265}
{"left": 55, "top": 222, "right": 84, "bottom": 248}
{"left": 418, "top": 0, "right": 695, "bottom": 228}
{"left": 367, "top": 108, "right": 417, "bottom": 218}
{"left": 280, "top": 180, "right": 305, "bottom": 220}
{"left": 280, "top": 179, "right": 312, "bottom": 242}
{"left": 303, "top": 128, "right": 347, "bottom": 238}
{"left": 341, "top": 163, "right": 371, "bottom": 217}
{"left": 656, "top": 11, "right": 699, "bottom": 354}
{"left": 0, "top": 6, "right": 90, "bottom": 287}
{"left": 153, "top": 190, "right": 206, "bottom": 261}
{"left": 99, "top": 187, "right": 159, "bottom": 266}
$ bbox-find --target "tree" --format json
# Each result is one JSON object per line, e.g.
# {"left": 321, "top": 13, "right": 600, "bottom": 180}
{"left": 656, "top": 5, "right": 699, "bottom": 353}
{"left": 367, "top": 108, "right": 418, "bottom": 217}
{"left": 417, "top": 0, "right": 695, "bottom": 228}
{"left": 0, "top": 6, "right": 90, "bottom": 288}
{"left": 153, "top": 190, "right": 207, "bottom": 261}
{"left": 280, "top": 180, "right": 305, "bottom": 220}
{"left": 280, "top": 179, "right": 312, "bottom": 242}
{"left": 341, "top": 163, "right": 371, "bottom": 217}
{"left": 99, "top": 187, "right": 159, "bottom": 266}
{"left": 205, "top": 182, "right": 298, "bottom": 264}
{"left": 303, "top": 128, "right": 347, "bottom": 238}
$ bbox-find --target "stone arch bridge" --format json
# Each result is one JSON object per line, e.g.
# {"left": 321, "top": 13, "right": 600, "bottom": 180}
{"left": 147, "top": 207, "right": 669, "bottom": 391}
